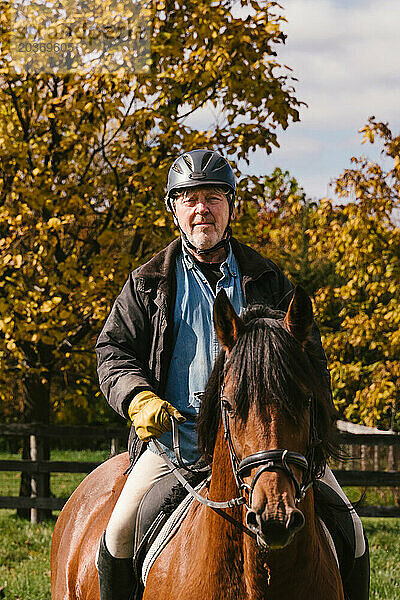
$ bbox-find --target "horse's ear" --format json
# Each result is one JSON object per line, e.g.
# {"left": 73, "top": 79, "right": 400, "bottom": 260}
{"left": 283, "top": 285, "right": 313, "bottom": 345}
{"left": 213, "top": 289, "right": 244, "bottom": 353}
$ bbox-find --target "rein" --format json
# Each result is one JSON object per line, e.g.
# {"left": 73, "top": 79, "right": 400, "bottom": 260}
{"left": 154, "top": 390, "right": 320, "bottom": 541}
{"left": 152, "top": 417, "right": 245, "bottom": 506}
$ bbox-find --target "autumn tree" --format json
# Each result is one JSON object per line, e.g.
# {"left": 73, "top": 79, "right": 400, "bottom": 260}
{"left": 235, "top": 121, "right": 399, "bottom": 430}
{"left": 311, "top": 118, "right": 400, "bottom": 430}
{"left": 0, "top": 0, "right": 302, "bottom": 512}
{"left": 235, "top": 167, "right": 332, "bottom": 295}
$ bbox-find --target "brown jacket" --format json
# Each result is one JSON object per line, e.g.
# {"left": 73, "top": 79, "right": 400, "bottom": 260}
{"left": 96, "top": 237, "right": 328, "bottom": 462}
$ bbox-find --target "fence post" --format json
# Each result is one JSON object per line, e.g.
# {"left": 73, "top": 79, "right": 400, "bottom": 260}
{"left": 388, "top": 445, "right": 395, "bottom": 471}
{"left": 110, "top": 437, "right": 120, "bottom": 456}
{"left": 361, "top": 445, "right": 367, "bottom": 471}
{"left": 373, "top": 445, "right": 379, "bottom": 471}
{"left": 30, "top": 431, "right": 47, "bottom": 523}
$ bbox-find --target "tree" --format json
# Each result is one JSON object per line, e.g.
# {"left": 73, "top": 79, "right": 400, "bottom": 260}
{"left": 234, "top": 122, "right": 399, "bottom": 430}
{"left": 0, "top": 0, "right": 302, "bottom": 514}
{"left": 310, "top": 119, "right": 400, "bottom": 429}
{"left": 235, "top": 167, "right": 333, "bottom": 295}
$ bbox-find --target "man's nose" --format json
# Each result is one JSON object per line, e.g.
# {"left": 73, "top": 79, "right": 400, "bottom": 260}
{"left": 194, "top": 201, "right": 210, "bottom": 213}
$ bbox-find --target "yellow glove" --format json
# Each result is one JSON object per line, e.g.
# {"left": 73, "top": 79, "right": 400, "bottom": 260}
{"left": 128, "top": 390, "right": 186, "bottom": 442}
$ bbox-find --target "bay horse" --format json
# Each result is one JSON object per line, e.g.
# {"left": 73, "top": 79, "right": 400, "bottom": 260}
{"left": 51, "top": 285, "right": 343, "bottom": 600}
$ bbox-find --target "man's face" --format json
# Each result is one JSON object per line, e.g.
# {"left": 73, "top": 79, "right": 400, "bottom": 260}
{"left": 173, "top": 187, "right": 230, "bottom": 250}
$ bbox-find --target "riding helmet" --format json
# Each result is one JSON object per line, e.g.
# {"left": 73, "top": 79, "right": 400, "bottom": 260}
{"left": 165, "top": 149, "right": 236, "bottom": 211}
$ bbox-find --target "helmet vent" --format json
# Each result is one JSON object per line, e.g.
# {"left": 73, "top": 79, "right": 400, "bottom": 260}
{"left": 213, "top": 157, "right": 227, "bottom": 170}
{"left": 172, "top": 163, "right": 183, "bottom": 174}
{"left": 182, "top": 154, "right": 194, "bottom": 170}
{"left": 201, "top": 151, "right": 214, "bottom": 170}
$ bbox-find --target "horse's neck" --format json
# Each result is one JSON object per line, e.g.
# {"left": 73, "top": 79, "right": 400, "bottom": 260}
{"left": 242, "top": 495, "right": 326, "bottom": 599}
{"left": 206, "top": 429, "right": 332, "bottom": 600}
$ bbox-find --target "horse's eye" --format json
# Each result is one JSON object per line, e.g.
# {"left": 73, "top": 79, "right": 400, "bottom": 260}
{"left": 221, "top": 397, "right": 235, "bottom": 415}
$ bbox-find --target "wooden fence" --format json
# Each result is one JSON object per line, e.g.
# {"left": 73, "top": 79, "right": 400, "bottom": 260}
{"left": 0, "top": 423, "right": 128, "bottom": 522}
{"left": 335, "top": 420, "right": 400, "bottom": 517}
{"left": 0, "top": 421, "right": 399, "bottom": 522}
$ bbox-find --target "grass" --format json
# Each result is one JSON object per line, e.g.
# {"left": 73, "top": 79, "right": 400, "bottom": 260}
{"left": 0, "top": 450, "right": 113, "bottom": 599}
{"left": 364, "top": 518, "right": 400, "bottom": 600}
{"left": 344, "top": 486, "right": 399, "bottom": 508}
{"left": 0, "top": 512, "right": 399, "bottom": 599}
{"left": 0, "top": 510, "right": 54, "bottom": 600}
{"left": 0, "top": 450, "right": 399, "bottom": 598}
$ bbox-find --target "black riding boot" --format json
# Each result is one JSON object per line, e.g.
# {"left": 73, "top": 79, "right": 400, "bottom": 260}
{"left": 342, "top": 536, "right": 370, "bottom": 600}
{"left": 97, "top": 532, "right": 136, "bottom": 600}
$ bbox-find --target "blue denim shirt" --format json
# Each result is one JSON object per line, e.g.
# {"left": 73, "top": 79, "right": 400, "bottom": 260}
{"left": 149, "top": 244, "right": 246, "bottom": 464}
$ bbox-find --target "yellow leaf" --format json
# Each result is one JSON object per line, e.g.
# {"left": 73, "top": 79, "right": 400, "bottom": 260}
{"left": 48, "top": 217, "right": 61, "bottom": 228}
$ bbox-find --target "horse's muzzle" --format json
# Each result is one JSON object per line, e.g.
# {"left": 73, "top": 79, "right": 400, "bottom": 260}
{"left": 246, "top": 508, "right": 305, "bottom": 549}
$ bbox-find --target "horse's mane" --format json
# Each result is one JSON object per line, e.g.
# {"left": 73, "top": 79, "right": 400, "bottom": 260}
{"left": 197, "top": 304, "right": 341, "bottom": 479}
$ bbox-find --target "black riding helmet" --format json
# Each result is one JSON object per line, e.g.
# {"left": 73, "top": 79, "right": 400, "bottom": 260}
{"left": 165, "top": 149, "right": 236, "bottom": 256}
{"left": 165, "top": 149, "right": 236, "bottom": 211}
{"left": 165, "top": 149, "right": 236, "bottom": 254}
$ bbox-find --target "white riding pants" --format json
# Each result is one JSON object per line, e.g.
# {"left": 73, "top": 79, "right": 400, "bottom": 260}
{"left": 105, "top": 451, "right": 365, "bottom": 560}
{"left": 105, "top": 449, "right": 171, "bottom": 558}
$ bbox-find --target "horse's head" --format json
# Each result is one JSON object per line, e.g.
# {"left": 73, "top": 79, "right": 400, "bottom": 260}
{"left": 198, "top": 286, "right": 338, "bottom": 550}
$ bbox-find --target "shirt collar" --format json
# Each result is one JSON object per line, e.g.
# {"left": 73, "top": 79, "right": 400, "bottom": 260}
{"left": 182, "top": 243, "right": 238, "bottom": 277}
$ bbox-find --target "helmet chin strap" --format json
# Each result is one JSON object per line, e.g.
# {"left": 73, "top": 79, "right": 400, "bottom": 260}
{"left": 180, "top": 226, "right": 232, "bottom": 257}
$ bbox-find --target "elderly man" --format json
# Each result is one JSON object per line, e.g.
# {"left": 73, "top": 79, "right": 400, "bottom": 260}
{"left": 95, "top": 149, "right": 369, "bottom": 600}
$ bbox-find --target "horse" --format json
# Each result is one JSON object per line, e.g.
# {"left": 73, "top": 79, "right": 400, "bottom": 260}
{"left": 51, "top": 285, "right": 344, "bottom": 600}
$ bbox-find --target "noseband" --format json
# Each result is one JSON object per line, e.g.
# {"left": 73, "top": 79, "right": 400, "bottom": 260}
{"left": 155, "top": 383, "right": 321, "bottom": 523}
{"left": 220, "top": 383, "right": 320, "bottom": 509}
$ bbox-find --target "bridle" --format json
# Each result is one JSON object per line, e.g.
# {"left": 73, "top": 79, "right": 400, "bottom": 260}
{"left": 220, "top": 383, "right": 321, "bottom": 509}
{"left": 154, "top": 384, "right": 321, "bottom": 521}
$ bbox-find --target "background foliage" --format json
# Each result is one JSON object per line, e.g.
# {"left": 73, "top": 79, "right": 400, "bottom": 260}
{"left": 0, "top": 2, "right": 398, "bottom": 432}
{"left": 245, "top": 119, "right": 399, "bottom": 430}
{"left": 0, "top": 0, "right": 300, "bottom": 426}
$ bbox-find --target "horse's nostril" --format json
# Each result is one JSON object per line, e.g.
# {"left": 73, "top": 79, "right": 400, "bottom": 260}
{"left": 286, "top": 509, "right": 305, "bottom": 533}
{"left": 246, "top": 510, "right": 260, "bottom": 530}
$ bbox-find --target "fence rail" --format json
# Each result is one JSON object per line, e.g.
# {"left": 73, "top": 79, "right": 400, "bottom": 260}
{"left": 0, "top": 422, "right": 128, "bottom": 522}
{"left": 0, "top": 421, "right": 399, "bottom": 521}
{"left": 0, "top": 423, "right": 128, "bottom": 439}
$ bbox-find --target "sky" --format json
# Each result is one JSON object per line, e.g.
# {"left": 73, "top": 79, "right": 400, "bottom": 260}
{"left": 186, "top": 0, "right": 400, "bottom": 201}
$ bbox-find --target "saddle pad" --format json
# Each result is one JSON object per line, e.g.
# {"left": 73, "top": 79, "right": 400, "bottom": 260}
{"left": 318, "top": 517, "right": 339, "bottom": 568}
{"left": 142, "top": 481, "right": 205, "bottom": 585}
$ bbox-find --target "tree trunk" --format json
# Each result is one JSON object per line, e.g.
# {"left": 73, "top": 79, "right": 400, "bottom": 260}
{"left": 17, "top": 368, "right": 52, "bottom": 521}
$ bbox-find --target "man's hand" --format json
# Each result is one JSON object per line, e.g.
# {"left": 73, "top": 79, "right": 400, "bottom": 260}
{"left": 128, "top": 390, "right": 186, "bottom": 442}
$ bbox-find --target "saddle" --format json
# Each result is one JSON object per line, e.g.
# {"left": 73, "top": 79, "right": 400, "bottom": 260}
{"left": 314, "top": 480, "right": 356, "bottom": 581}
{"left": 131, "top": 476, "right": 357, "bottom": 599}
{"left": 131, "top": 468, "right": 208, "bottom": 599}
